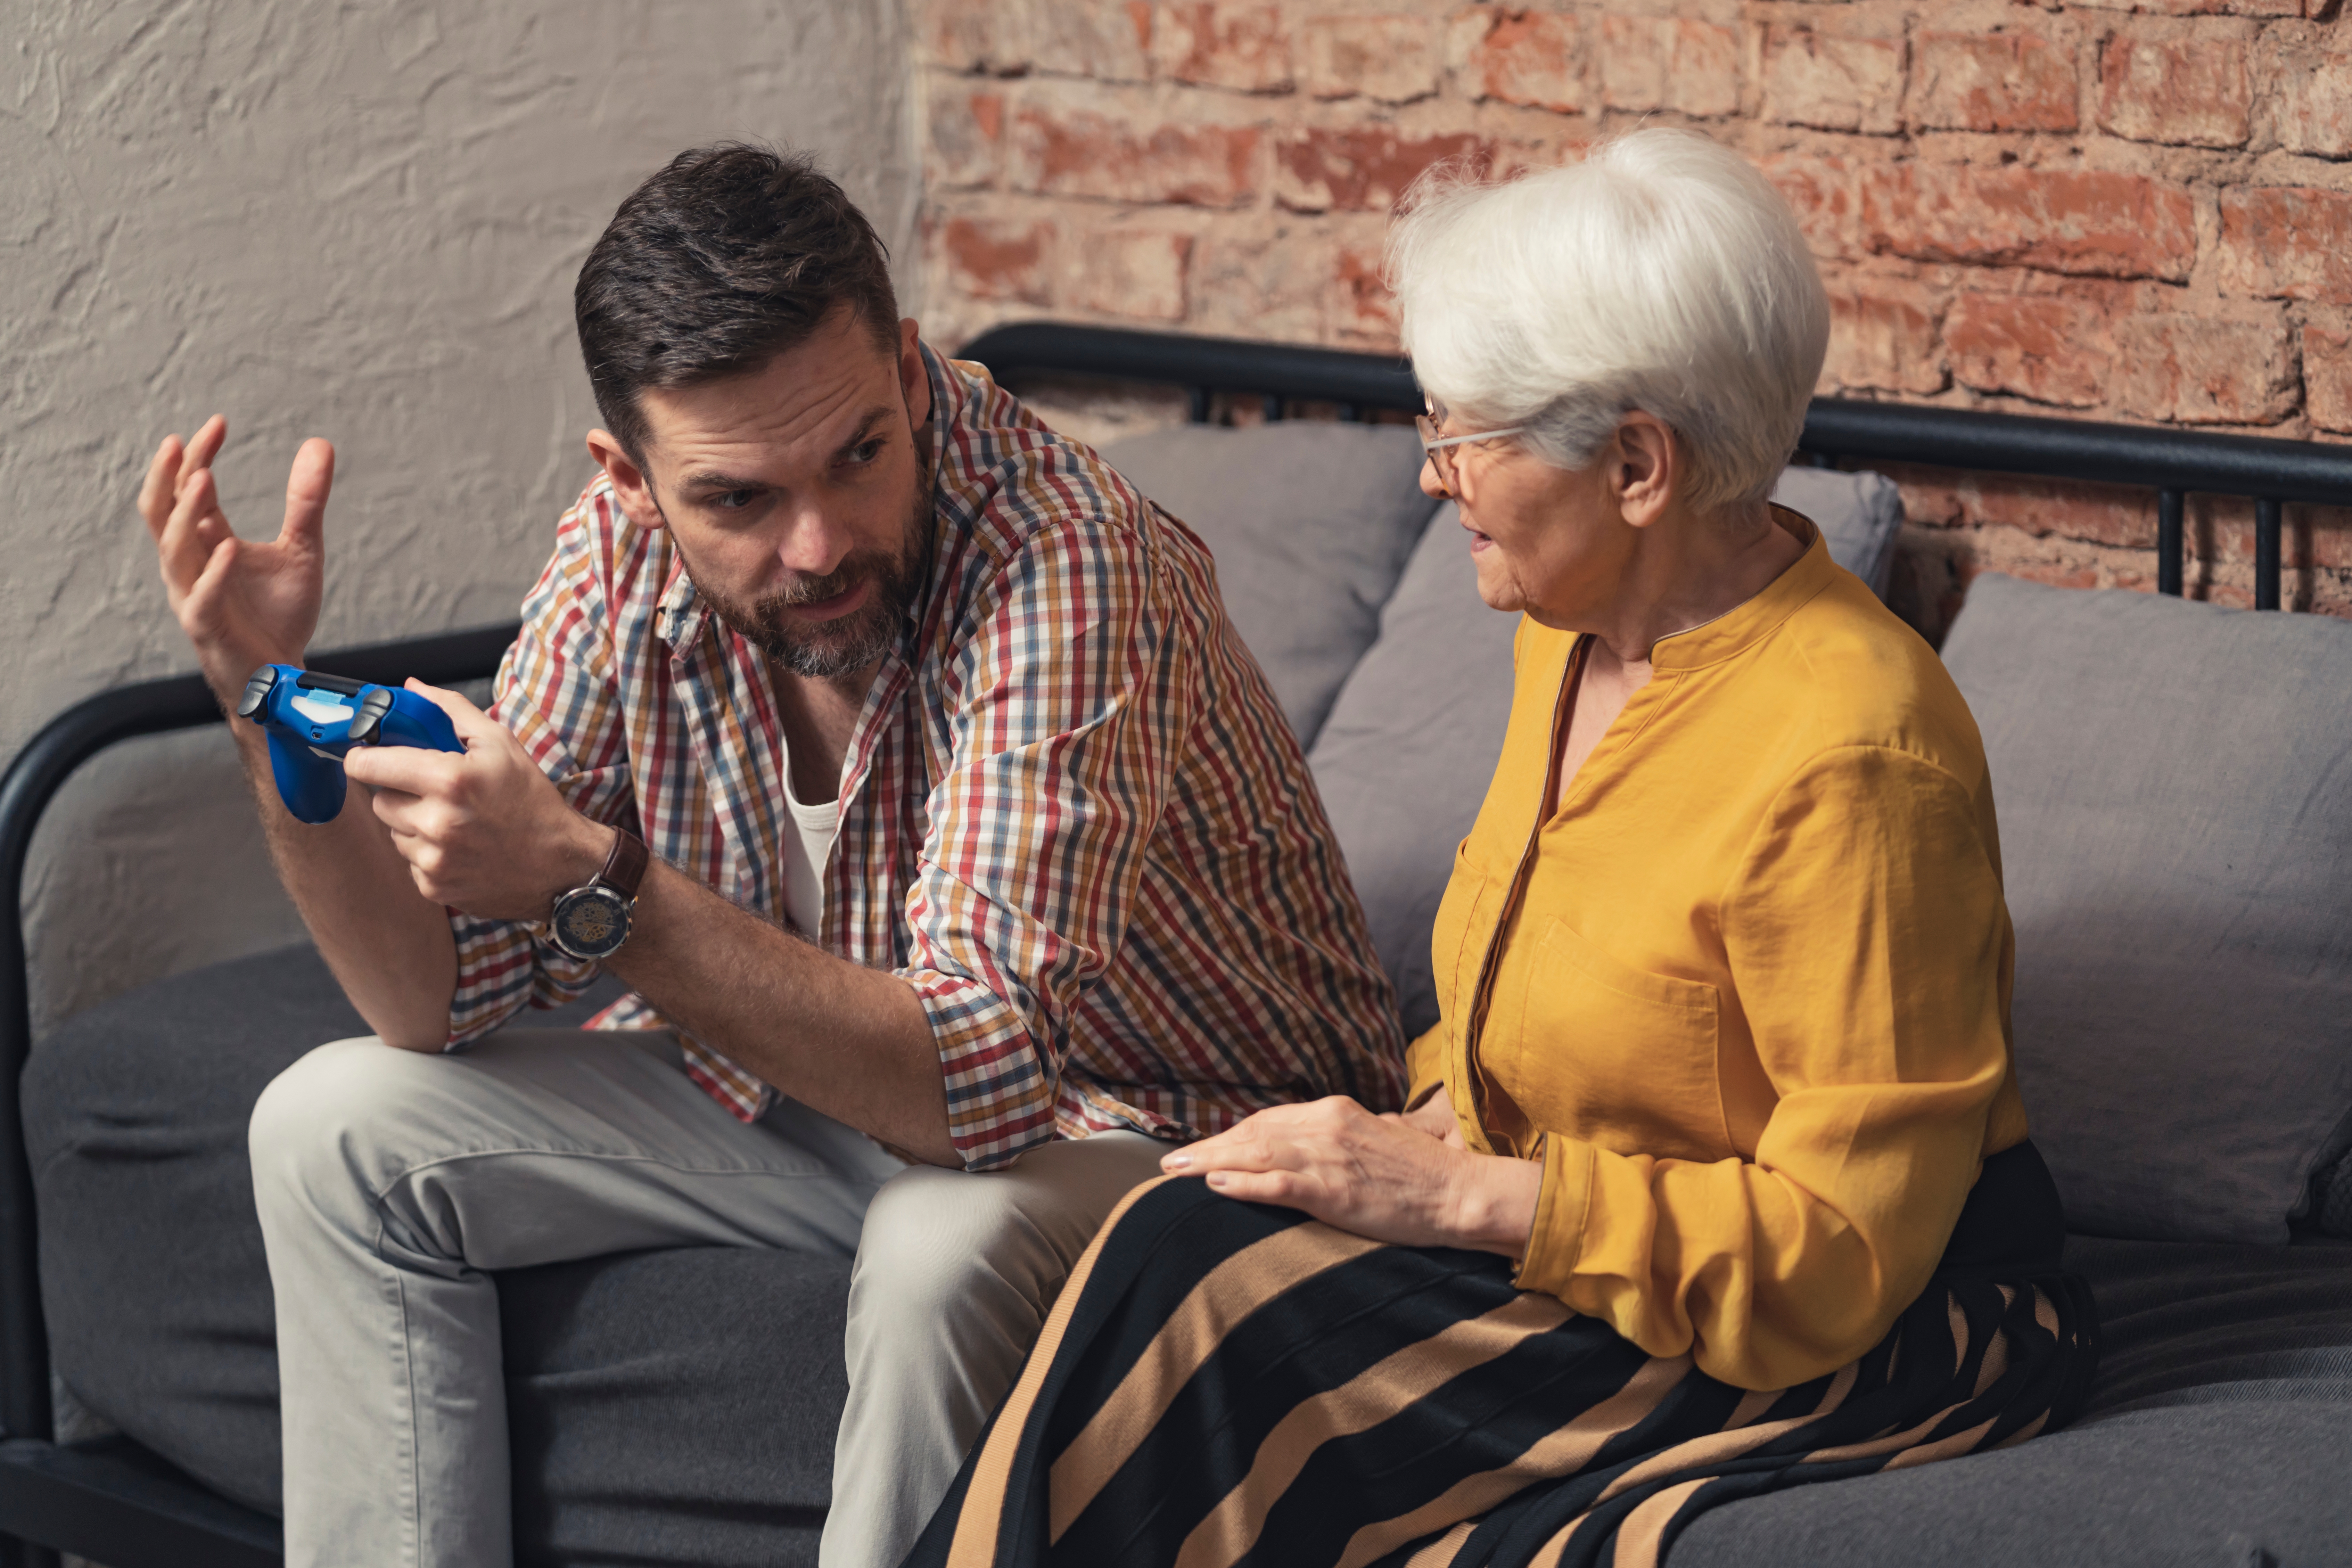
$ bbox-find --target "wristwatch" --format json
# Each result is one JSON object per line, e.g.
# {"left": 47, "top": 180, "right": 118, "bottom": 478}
{"left": 548, "top": 828, "right": 649, "bottom": 961}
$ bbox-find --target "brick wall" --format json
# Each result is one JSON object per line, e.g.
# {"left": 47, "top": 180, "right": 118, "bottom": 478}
{"left": 916, "top": 0, "right": 2352, "bottom": 627}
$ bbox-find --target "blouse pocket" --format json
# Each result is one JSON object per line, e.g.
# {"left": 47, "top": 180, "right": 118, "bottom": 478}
{"left": 1498, "top": 917, "right": 1729, "bottom": 1165}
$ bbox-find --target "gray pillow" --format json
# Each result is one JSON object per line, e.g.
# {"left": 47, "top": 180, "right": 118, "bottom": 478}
{"left": 1771, "top": 463, "right": 1904, "bottom": 599}
{"left": 1941, "top": 574, "right": 2352, "bottom": 1243}
{"left": 1308, "top": 504, "right": 1516, "bottom": 1038}
{"left": 1096, "top": 422, "right": 1441, "bottom": 747}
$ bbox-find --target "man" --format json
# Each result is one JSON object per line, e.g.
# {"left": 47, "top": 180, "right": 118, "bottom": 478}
{"left": 137, "top": 144, "right": 1403, "bottom": 1568}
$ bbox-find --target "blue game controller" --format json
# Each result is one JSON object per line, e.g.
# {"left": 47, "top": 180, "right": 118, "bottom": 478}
{"left": 235, "top": 664, "right": 465, "bottom": 824}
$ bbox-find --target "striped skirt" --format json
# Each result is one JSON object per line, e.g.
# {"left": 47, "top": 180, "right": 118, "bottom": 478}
{"left": 906, "top": 1151, "right": 2097, "bottom": 1568}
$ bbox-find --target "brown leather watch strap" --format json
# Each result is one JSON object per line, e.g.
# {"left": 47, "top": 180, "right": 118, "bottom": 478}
{"left": 597, "top": 827, "right": 650, "bottom": 898}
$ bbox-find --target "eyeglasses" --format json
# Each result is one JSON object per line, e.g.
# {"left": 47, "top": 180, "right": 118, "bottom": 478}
{"left": 1415, "top": 412, "right": 1527, "bottom": 496}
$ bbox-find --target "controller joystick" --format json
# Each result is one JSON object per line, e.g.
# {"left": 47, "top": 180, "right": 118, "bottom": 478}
{"left": 237, "top": 664, "right": 465, "bottom": 824}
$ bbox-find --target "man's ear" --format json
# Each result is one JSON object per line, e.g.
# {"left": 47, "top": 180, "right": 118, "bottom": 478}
{"left": 896, "top": 318, "right": 932, "bottom": 432}
{"left": 585, "top": 429, "right": 667, "bottom": 532}
{"left": 1609, "top": 413, "right": 1677, "bottom": 531}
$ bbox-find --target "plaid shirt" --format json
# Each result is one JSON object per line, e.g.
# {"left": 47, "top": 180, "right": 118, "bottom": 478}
{"left": 446, "top": 346, "right": 1405, "bottom": 1169}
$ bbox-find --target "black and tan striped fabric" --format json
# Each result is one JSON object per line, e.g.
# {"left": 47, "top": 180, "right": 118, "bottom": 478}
{"left": 907, "top": 1155, "right": 2096, "bottom": 1568}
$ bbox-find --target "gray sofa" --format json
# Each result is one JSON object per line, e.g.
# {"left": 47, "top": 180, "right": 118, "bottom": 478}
{"left": 22, "top": 417, "right": 2352, "bottom": 1566}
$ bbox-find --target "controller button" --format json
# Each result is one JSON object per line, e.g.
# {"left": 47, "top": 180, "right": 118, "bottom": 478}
{"left": 236, "top": 667, "right": 278, "bottom": 720}
{"left": 350, "top": 689, "right": 395, "bottom": 746}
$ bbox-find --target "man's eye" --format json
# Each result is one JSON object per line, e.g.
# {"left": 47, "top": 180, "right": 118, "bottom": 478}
{"left": 712, "top": 491, "right": 758, "bottom": 511}
{"left": 843, "top": 438, "right": 887, "bottom": 467}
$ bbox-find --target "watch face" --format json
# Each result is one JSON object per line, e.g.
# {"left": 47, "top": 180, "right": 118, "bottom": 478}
{"left": 553, "top": 886, "right": 631, "bottom": 959}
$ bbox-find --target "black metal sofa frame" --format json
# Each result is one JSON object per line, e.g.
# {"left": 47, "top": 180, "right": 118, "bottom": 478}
{"left": 3, "top": 322, "right": 2350, "bottom": 1568}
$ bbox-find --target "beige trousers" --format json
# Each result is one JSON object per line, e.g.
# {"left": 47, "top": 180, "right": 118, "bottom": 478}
{"left": 247, "top": 1027, "right": 1166, "bottom": 1568}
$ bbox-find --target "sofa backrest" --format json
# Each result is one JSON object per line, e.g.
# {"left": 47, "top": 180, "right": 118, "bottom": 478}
{"left": 1941, "top": 574, "right": 2352, "bottom": 1244}
{"left": 1096, "top": 422, "right": 1441, "bottom": 749}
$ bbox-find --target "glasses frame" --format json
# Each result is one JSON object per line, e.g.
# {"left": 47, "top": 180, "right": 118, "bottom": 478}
{"left": 1415, "top": 412, "right": 1528, "bottom": 496}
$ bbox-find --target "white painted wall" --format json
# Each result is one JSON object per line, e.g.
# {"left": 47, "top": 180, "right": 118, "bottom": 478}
{"left": 9, "top": 0, "right": 916, "bottom": 1032}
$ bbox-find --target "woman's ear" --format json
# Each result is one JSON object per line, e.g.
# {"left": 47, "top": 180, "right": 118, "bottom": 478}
{"left": 1609, "top": 413, "right": 1677, "bottom": 530}
{"left": 585, "top": 430, "right": 668, "bottom": 532}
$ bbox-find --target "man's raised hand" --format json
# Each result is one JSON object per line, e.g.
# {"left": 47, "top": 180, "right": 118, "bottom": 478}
{"left": 139, "top": 416, "right": 332, "bottom": 698}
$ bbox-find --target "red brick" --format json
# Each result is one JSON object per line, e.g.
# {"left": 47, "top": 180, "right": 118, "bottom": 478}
{"left": 1598, "top": 17, "right": 1739, "bottom": 119}
{"left": 1486, "top": 133, "right": 1596, "bottom": 185}
{"left": 1823, "top": 279, "right": 1946, "bottom": 395}
{"left": 1455, "top": 10, "right": 1587, "bottom": 116}
{"left": 1946, "top": 294, "right": 2112, "bottom": 407}
{"left": 1032, "top": 0, "right": 1154, "bottom": 81}
{"left": 1276, "top": 128, "right": 1487, "bottom": 214}
{"left": 1332, "top": 241, "right": 1399, "bottom": 347}
{"left": 1884, "top": 463, "right": 2158, "bottom": 550}
{"left": 2306, "top": 326, "right": 2352, "bottom": 434}
{"left": 927, "top": 83, "right": 1005, "bottom": 190}
{"left": 1154, "top": 1, "right": 1290, "bottom": 93}
{"left": 2111, "top": 313, "right": 2296, "bottom": 425}
{"left": 2096, "top": 33, "right": 2252, "bottom": 148}
{"left": 2216, "top": 187, "right": 2352, "bottom": 304}
{"left": 1189, "top": 223, "right": 1327, "bottom": 342}
{"left": 2065, "top": 0, "right": 2300, "bottom": 15}
{"left": 925, "top": 0, "right": 1028, "bottom": 72}
{"left": 1301, "top": 15, "right": 1441, "bottom": 104}
{"left": 1763, "top": 151, "right": 1861, "bottom": 261}
{"left": 1009, "top": 98, "right": 1263, "bottom": 207}
{"left": 1907, "top": 32, "right": 2078, "bottom": 133}
{"left": 2264, "top": 33, "right": 2352, "bottom": 159}
{"left": 1758, "top": 20, "right": 1906, "bottom": 135}
{"left": 1862, "top": 164, "right": 2197, "bottom": 282}
{"left": 940, "top": 217, "right": 1054, "bottom": 304}
{"left": 1067, "top": 230, "right": 1192, "bottom": 321}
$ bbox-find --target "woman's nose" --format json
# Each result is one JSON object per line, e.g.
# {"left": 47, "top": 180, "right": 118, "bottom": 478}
{"left": 1418, "top": 455, "right": 1449, "bottom": 500}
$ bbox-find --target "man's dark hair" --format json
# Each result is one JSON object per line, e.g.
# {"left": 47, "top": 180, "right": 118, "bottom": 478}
{"left": 576, "top": 143, "right": 900, "bottom": 462}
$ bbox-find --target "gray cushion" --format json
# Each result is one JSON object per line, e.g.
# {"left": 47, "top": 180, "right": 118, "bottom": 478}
{"left": 1676, "top": 1234, "right": 2352, "bottom": 1568}
{"left": 1672, "top": 1402, "right": 2351, "bottom": 1568}
{"left": 1095, "top": 421, "right": 1441, "bottom": 747}
{"left": 2319, "top": 1151, "right": 2352, "bottom": 1238}
{"left": 22, "top": 944, "right": 845, "bottom": 1565}
{"left": 1940, "top": 575, "right": 2352, "bottom": 1243}
{"left": 1770, "top": 463, "right": 1905, "bottom": 599}
{"left": 1308, "top": 504, "right": 1517, "bottom": 1039}
{"left": 1310, "top": 475, "right": 1918, "bottom": 1038}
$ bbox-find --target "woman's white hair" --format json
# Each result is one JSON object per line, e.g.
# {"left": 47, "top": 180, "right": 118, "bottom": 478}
{"left": 1388, "top": 128, "right": 1829, "bottom": 515}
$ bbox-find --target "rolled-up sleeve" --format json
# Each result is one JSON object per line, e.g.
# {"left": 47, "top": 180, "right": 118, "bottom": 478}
{"left": 444, "top": 506, "right": 643, "bottom": 1049}
{"left": 898, "top": 521, "right": 1185, "bottom": 1170}
{"left": 1513, "top": 746, "right": 2014, "bottom": 1390}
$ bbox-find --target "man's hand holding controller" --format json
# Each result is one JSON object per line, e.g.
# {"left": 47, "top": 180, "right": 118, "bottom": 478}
{"left": 137, "top": 418, "right": 618, "bottom": 1044}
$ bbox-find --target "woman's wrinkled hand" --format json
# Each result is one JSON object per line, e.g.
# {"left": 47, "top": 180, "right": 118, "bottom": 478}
{"left": 1161, "top": 1095, "right": 1542, "bottom": 1257}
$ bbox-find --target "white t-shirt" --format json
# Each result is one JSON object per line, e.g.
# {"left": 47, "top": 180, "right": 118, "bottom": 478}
{"left": 780, "top": 747, "right": 840, "bottom": 937}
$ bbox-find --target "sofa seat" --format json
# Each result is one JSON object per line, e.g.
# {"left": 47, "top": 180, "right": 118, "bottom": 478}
{"left": 26, "top": 944, "right": 2352, "bottom": 1567}
{"left": 22, "top": 944, "right": 844, "bottom": 1567}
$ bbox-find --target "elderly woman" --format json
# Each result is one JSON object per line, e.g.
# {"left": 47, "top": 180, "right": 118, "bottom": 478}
{"left": 905, "top": 129, "right": 2095, "bottom": 1568}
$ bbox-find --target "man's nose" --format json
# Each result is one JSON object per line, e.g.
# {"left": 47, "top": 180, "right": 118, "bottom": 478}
{"left": 776, "top": 507, "right": 855, "bottom": 578}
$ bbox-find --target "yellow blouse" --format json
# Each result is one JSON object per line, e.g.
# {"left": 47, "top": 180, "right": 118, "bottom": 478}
{"left": 1407, "top": 514, "right": 2031, "bottom": 1392}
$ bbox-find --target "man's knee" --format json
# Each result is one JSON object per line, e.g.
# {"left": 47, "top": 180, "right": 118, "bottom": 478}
{"left": 248, "top": 1036, "right": 443, "bottom": 1216}
{"left": 849, "top": 1134, "right": 1164, "bottom": 1335}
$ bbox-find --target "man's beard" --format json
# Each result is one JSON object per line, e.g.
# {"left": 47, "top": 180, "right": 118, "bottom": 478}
{"left": 690, "top": 484, "right": 931, "bottom": 680}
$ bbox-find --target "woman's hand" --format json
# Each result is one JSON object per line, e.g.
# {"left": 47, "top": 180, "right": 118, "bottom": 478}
{"left": 1161, "top": 1095, "right": 1543, "bottom": 1257}
{"left": 1383, "top": 1090, "right": 1467, "bottom": 1148}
